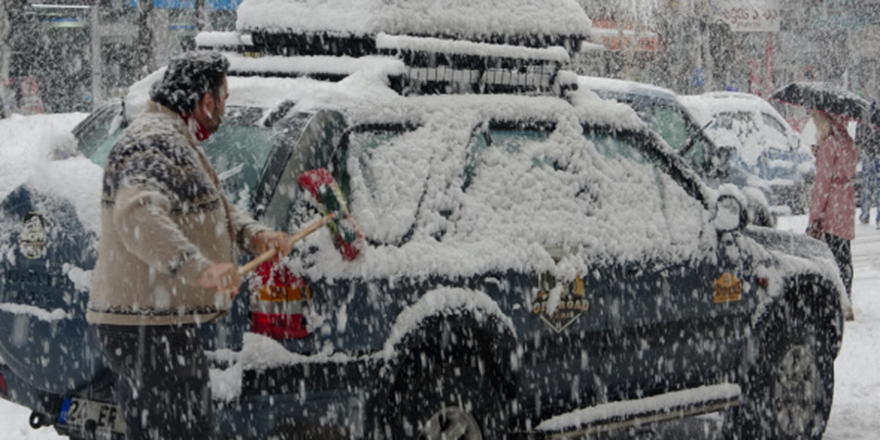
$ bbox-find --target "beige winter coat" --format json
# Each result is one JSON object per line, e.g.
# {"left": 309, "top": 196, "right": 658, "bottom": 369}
{"left": 87, "top": 101, "right": 267, "bottom": 326}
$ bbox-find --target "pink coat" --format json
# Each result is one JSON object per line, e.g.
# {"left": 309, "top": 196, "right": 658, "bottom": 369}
{"left": 808, "top": 121, "right": 858, "bottom": 240}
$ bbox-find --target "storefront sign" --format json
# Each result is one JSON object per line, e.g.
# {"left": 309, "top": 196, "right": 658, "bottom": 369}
{"left": 589, "top": 19, "right": 659, "bottom": 52}
{"left": 712, "top": 0, "right": 781, "bottom": 33}
{"left": 127, "top": 0, "right": 242, "bottom": 10}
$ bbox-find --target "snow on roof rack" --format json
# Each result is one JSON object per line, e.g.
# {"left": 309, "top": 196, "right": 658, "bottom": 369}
{"left": 195, "top": 31, "right": 254, "bottom": 51}
{"left": 222, "top": 52, "right": 406, "bottom": 82}
{"left": 198, "top": 31, "right": 578, "bottom": 96}
{"left": 375, "top": 34, "right": 573, "bottom": 95}
{"left": 235, "top": 0, "right": 592, "bottom": 52}
{"left": 376, "top": 33, "right": 570, "bottom": 64}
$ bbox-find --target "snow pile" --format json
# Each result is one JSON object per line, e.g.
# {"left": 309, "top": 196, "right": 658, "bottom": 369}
{"left": 236, "top": 0, "right": 592, "bottom": 41}
{"left": 0, "top": 113, "right": 102, "bottom": 235}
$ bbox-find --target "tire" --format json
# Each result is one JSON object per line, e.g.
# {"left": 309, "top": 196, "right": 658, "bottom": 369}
{"left": 731, "top": 305, "right": 834, "bottom": 440}
{"left": 380, "top": 338, "right": 509, "bottom": 440}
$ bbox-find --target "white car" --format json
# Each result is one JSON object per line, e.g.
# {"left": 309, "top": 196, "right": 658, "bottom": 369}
{"left": 678, "top": 92, "right": 816, "bottom": 215}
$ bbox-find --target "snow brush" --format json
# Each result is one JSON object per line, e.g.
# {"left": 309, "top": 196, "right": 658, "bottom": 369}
{"left": 297, "top": 168, "right": 363, "bottom": 261}
{"left": 238, "top": 168, "right": 362, "bottom": 276}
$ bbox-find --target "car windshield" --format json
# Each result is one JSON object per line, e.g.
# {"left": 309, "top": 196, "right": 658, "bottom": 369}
{"left": 77, "top": 105, "right": 275, "bottom": 205}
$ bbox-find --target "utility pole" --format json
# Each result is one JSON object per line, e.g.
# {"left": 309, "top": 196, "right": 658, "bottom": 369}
{"left": 0, "top": 0, "right": 8, "bottom": 117}
{"left": 0, "top": 0, "right": 9, "bottom": 86}
{"left": 698, "top": 0, "right": 714, "bottom": 91}
{"left": 90, "top": 2, "right": 101, "bottom": 110}
{"left": 136, "top": 0, "right": 155, "bottom": 76}
{"left": 195, "top": 0, "right": 210, "bottom": 32}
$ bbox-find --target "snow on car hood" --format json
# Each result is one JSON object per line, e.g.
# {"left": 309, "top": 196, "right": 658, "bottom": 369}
{"left": 236, "top": 0, "right": 592, "bottom": 41}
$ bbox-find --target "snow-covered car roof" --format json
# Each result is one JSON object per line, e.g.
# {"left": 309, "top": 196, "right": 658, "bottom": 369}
{"left": 123, "top": 64, "right": 646, "bottom": 134}
{"left": 677, "top": 92, "right": 803, "bottom": 165}
{"left": 678, "top": 92, "right": 793, "bottom": 134}
{"left": 236, "top": 0, "right": 592, "bottom": 42}
{"left": 123, "top": 66, "right": 403, "bottom": 122}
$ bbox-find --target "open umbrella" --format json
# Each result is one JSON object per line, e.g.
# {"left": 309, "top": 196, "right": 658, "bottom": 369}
{"left": 771, "top": 82, "right": 872, "bottom": 123}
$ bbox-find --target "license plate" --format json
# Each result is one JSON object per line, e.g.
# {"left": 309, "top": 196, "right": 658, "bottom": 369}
{"left": 57, "top": 397, "right": 126, "bottom": 435}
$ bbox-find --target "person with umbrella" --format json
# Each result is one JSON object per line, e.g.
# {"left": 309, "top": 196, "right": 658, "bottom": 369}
{"left": 773, "top": 82, "right": 861, "bottom": 321}
{"left": 806, "top": 110, "right": 858, "bottom": 320}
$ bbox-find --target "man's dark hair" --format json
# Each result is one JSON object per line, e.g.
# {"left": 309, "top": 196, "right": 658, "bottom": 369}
{"left": 150, "top": 51, "right": 230, "bottom": 115}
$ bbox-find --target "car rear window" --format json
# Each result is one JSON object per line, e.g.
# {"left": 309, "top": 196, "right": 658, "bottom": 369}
{"left": 78, "top": 105, "right": 275, "bottom": 206}
{"left": 205, "top": 124, "right": 275, "bottom": 204}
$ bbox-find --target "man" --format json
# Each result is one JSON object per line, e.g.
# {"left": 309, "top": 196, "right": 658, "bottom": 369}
{"left": 856, "top": 104, "right": 880, "bottom": 227}
{"left": 87, "top": 51, "right": 293, "bottom": 439}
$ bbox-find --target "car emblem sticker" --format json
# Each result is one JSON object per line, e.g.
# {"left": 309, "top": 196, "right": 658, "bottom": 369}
{"left": 532, "top": 273, "right": 589, "bottom": 333}
{"left": 19, "top": 212, "right": 47, "bottom": 259}
{"left": 713, "top": 272, "right": 743, "bottom": 303}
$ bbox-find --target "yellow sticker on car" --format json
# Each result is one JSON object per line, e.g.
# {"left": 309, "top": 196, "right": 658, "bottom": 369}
{"left": 19, "top": 212, "right": 47, "bottom": 259}
{"left": 713, "top": 272, "right": 743, "bottom": 304}
{"left": 532, "top": 273, "right": 589, "bottom": 333}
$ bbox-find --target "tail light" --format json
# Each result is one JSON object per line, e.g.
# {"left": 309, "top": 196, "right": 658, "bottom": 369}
{"left": 250, "top": 261, "right": 312, "bottom": 340}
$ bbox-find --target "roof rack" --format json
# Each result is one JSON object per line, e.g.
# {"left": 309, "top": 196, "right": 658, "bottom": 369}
{"left": 198, "top": 31, "right": 578, "bottom": 96}
{"left": 377, "top": 34, "right": 572, "bottom": 95}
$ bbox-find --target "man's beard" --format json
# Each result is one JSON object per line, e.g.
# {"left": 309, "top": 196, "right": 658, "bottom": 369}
{"left": 207, "top": 112, "right": 223, "bottom": 133}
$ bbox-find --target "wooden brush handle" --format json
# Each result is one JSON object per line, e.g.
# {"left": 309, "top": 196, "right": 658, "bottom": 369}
{"left": 238, "top": 213, "right": 335, "bottom": 276}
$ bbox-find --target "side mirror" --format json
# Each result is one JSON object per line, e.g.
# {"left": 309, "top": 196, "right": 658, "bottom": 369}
{"left": 713, "top": 194, "right": 748, "bottom": 232}
{"left": 708, "top": 146, "right": 735, "bottom": 179}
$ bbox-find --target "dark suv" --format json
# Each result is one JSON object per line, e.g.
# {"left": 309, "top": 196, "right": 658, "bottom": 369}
{"left": 0, "top": 30, "right": 846, "bottom": 440}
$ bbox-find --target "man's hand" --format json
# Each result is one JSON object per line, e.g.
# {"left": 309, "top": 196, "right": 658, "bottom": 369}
{"left": 198, "top": 263, "right": 242, "bottom": 295}
{"left": 253, "top": 231, "right": 293, "bottom": 259}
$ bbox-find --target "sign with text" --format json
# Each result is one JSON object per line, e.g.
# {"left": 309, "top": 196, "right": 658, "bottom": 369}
{"left": 713, "top": 0, "right": 781, "bottom": 33}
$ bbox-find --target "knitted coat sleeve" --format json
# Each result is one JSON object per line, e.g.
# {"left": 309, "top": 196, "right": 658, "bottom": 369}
{"left": 226, "top": 200, "right": 270, "bottom": 256}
